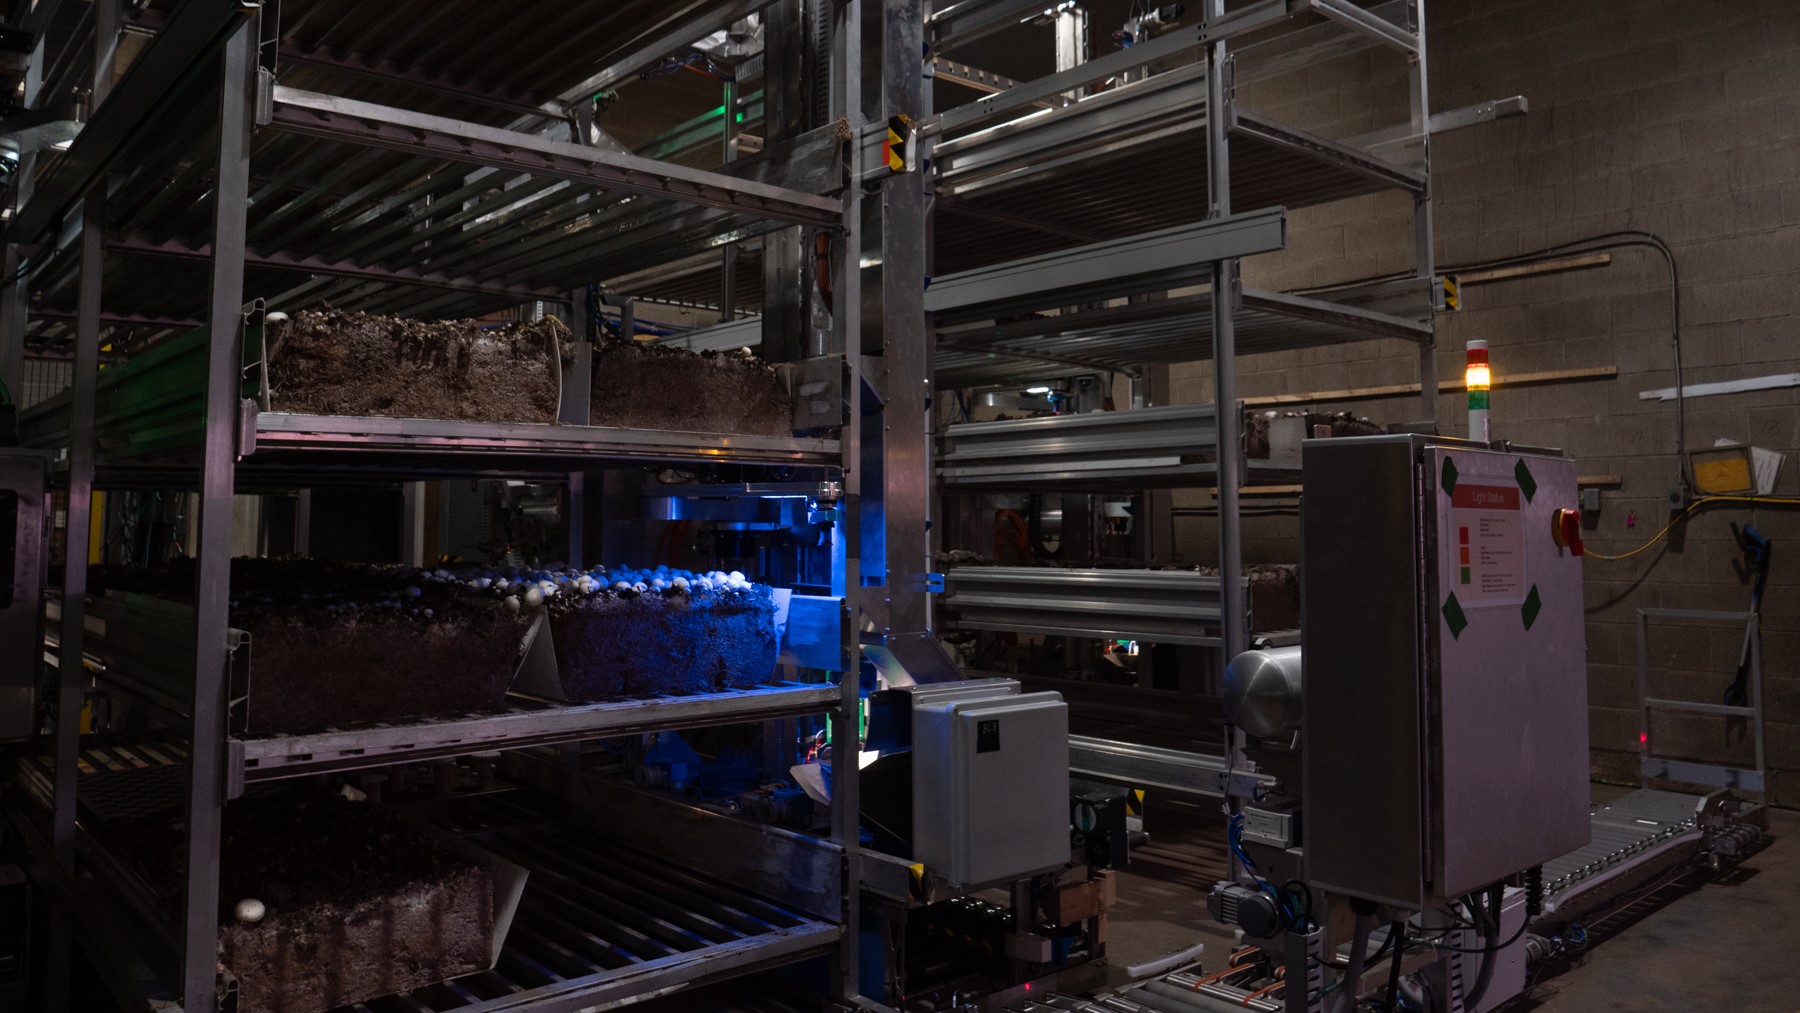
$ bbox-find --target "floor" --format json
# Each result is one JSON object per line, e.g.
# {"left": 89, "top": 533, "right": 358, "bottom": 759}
{"left": 1101, "top": 793, "right": 1800, "bottom": 1012}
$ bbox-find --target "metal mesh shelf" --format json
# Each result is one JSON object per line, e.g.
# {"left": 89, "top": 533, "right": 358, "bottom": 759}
{"left": 932, "top": 65, "right": 1425, "bottom": 275}
{"left": 20, "top": 0, "right": 841, "bottom": 351}
{"left": 937, "top": 285, "right": 1430, "bottom": 388}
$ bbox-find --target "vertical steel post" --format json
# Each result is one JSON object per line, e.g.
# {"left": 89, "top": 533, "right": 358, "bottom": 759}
{"left": 51, "top": 195, "right": 102, "bottom": 865}
{"left": 763, "top": 0, "right": 808, "bottom": 363}
{"left": 184, "top": 19, "right": 255, "bottom": 1011}
{"left": 1205, "top": 2, "right": 1249, "bottom": 874}
{"left": 1409, "top": 0, "right": 1436, "bottom": 431}
{"left": 564, "top": 288, "right": 591, "bottom": 565}
{"left": 880, "top": 0, "right": 931, "bottom": 651}
{"left": 829, "top": 0, "right": 863, "bottom": 997}
{"left": 1206, "top": 17, "right": 1245, "bottom": 665}
{"left": 720, "top": 79, "right": 740, "bottom": 323}
{"left": 53, "top": 0, "right": 123, "bottom": 866}
{"left": 0, "top": 25, "right": 44, "bottom": 417}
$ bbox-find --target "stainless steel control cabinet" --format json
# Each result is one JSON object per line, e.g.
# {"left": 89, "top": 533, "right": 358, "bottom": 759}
{"left": 1301, "top": 435, "right": 1590, "bottom": 909}
{"left": 914, "top": 691, "right": 1070, "bottom": 889}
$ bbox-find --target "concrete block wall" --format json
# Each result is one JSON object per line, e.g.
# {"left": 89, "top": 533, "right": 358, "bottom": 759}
{"left": 1165, "top": 0, "right": 1800, "bottom": 803}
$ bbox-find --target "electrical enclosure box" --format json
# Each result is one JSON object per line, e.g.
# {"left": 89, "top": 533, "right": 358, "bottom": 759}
{"left": 1302, "top": 436, "right": 1590, "bottom": 909}
{"left": 1, "top": 451, "right": 47, "bottom": 742}
{"left": 913, "top": 691, "right": 1070, "bottom": 888}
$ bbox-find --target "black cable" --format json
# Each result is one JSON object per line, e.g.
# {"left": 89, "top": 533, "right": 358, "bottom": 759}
{"left": 1432, "top": 898, "right": 1529, "bottom": 954}
{"left": 1382, "top": 921, "right": 1406, "bottom": 1012}
{"left": 1296, "top": 230, "right": 1688, "bottom": 493}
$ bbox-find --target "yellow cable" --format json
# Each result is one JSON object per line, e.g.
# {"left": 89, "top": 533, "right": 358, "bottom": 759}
{"left": 1585, "top": 495, "right": 1800, "bottom": 561}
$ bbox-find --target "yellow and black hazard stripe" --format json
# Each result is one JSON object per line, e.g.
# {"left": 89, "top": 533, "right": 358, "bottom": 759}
{"left": 882, "top": 114, "right": 912, "bottom": 173}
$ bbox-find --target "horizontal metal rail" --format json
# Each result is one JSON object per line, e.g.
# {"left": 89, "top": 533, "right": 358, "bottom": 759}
{"left": 112, "top": 235, "right": 568, "bottom": 302}
{"left": 926, "top": 210, "right": 1288, "bottom": 319}
{"left": 942, "top": 566, "right": 1241, "bottom": 645}
{"left": 265, "top": 86, "right": 844, "bottom": 229}
{"left": 233, "top": 683, "right": 841, "bottom": 791}
{"left": 926, "top": 0, "right": 1311, "bottom": 137}
{"left": 1069, "top": 735, "right": 1276, "bottom": 800}
{"left": 249, "top": 411, "right": 842, "bottom": 469}
{"left": 938, "top": 404, "right": 1226, "bottom": 488}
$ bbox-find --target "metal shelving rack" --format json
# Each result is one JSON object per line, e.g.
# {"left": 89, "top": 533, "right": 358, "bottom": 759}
{"left": 911, "top": 0, "right": 1440, "bottom": 788}
{"left": 0, "top": 1, "right": 887, "bottom": 1010}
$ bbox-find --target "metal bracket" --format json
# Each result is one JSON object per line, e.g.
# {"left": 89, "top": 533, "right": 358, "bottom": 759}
{"left": 234, "top": 399, "right": 258, "bottom": 458}
{"left": 855, "top": 115, "right": 917, "bottom": 183}
{"left": 253, "top": 66, "right": 274, "bottom": 126}
{"left": 1223, "top": 769, "right": 1271, "bottom": 801}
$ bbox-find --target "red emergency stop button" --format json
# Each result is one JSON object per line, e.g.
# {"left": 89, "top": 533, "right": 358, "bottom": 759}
{"left": 1551, "top": 508, "right": 1584, "bottom": 556}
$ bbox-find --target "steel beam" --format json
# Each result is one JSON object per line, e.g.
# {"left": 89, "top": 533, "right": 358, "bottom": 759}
{"left": 53, "top": 0, "right": 122, "bottom": 876}
{"left": 28, "top": 307, "right": 203, "bottom": 329}
{"left": 938, "top": 403, "right": 1229, "bottom": 488}
{"left": 1068, "top": 735, "right": 1274, "bottom": 800}
{"left": 183, "top": 20, "right": 255, "bottom": 1011}
{"left": 928, "top": 0, "right": 1055, "bottom": 55}
{"left": 924, "top": 0, "right": 1304, "bottom": 138}
{"left": 873, "top": 0, "right": 932, "bottom": 651}
{"left": 943, "top": 567, "right": 1241, "bottom": 646}
{"left": 1204, "top": 0, "right": 1251, "bottom": 885}
{"left": 110, "top": 235, "right": 567, "bottom": 302}
{"left": 266, "top": 86, "right": 845, "bottom": 229}
{"left": 1345, "top": 95, "right": 1529, "bottom": 153}
{"left": 1407, "top": 0, "right": 1437, "bottom": 431}
{"left": 1307, "top": 0, "right": 1418, "bottom": 53}
{"left": 52, "top": 191, "right": 101, "bottom": 868}
{"left": 7, "top": 0, "right": 254, "bottom": 247}
{"left": 829, "top": 0, "right": 865, "bottom": 999}
{"left": 925, "top": 209, "right": 1286, "bottom": 318}
{"left": 278, "top": 41, "right": 552, "bottom": 120}
{"left": 545, "top": 0, "right": 784, "bottom": 116}
{"left": 928, "top": 57, "right": 1028, "bottom": 97}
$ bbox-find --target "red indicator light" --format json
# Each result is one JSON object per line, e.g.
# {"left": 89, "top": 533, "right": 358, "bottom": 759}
{"left": 1639, "top": 732, "right": 1648, "bottom": 745}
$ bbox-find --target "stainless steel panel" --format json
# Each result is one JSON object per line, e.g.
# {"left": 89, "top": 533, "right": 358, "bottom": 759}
{"left": 1300, "top": 436, "right": 1426, "bottom": 908}
{"left": 1430, "top": 446, "right": 1589, "bottom": 896}
{"left": 1303, "top": 435, "right": 1591, "bottom": 908}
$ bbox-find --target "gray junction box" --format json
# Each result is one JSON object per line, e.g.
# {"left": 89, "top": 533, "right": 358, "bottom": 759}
{"left": 913, "top": 691, "right": 1070, "bottom": 889}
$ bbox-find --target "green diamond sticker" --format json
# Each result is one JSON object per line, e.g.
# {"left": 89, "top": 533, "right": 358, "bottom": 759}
{"left": 1515, "top": 459, "right": 1537, "bottom": 502}
{"left": 1442, "top": 593, "right": 1468, "bottom": 639}
{"left": 1521, "top": 585, "right": 1542, "bottom": 630}
{"left": 1441, "top": 457, "right": 1459, "bottom": 496}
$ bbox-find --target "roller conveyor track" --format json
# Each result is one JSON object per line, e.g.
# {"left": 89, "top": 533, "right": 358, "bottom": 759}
{"left": 998, "top": 788, "right": 1763, "bottom": 1013}
{"left": 9, "top": 755, "right": 841, "bottom": 1013}
{"left": 338, "top": 791, "right": 841, "bottom": 1013}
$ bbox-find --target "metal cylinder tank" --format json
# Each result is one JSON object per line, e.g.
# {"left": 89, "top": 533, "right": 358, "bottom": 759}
{"left": 1222, "top": 645, "right": 1303, "bottom": 738}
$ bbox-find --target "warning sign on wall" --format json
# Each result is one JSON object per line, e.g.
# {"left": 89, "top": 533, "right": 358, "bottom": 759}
{"left": 1446, "top": 483, "right": 1526, "bottom": 606}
